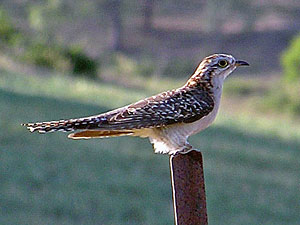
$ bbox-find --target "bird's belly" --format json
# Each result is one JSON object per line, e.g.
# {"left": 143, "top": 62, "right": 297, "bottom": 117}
{"left": 157, "top": 104, "right": 219, "bottom": 143}
{"left": 159, "top": 95, "right": 221, "bottom": 139}
{"left": 146, "top": 103, "right": 220, "bottom": 154}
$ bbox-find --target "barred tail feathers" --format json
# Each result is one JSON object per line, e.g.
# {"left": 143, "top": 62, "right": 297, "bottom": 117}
{"left": 22, "top": 115, "right": 108, "bottom": 134}
{"left": 22, "top": 115, "right": 139, "bottom": 139}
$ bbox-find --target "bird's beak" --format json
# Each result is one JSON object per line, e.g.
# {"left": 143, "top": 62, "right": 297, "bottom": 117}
{"left": 235, "top": 60, "right": 249, "bottom": 67}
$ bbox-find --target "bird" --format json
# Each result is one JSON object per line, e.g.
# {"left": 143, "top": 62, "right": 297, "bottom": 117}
{"left": 22, "top": 53, "right": 249, "bottom": 155}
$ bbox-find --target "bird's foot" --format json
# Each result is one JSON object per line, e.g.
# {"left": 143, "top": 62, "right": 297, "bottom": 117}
{"left": 171, "top": 144, "right": 194, "bottom": 156}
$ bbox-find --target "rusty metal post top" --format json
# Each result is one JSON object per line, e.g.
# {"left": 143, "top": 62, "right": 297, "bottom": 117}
{"left": 170, "top": 150, "right": 208, "bottom": 225}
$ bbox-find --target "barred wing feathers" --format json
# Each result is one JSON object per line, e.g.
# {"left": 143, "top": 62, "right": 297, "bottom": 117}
{"left": 23, "top": 88, "right": 214, "bottom": 138}
{"left": 101, "top": 88, "right": 214, "bottom": 129}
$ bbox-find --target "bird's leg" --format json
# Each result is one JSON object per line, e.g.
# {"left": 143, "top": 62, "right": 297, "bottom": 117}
{"left": 172, "top": 143, "right": 193, "bottom": 156}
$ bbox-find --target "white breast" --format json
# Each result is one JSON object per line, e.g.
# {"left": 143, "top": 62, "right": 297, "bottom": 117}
{"left": 183, "top": 80, "right": 224, "bottom": 135}
{"left": 187, "top": 92, "right": 221, "bottom": 136}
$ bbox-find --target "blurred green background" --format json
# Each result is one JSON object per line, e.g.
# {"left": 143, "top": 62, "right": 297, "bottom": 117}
{"left": 1, "top": 1, "right": 300, "bottom": 224}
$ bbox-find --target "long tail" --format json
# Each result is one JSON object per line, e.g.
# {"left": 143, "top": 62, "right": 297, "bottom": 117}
{"left": 22, "top": 116, "right": 103, "bottom": 133}
{"left": 22, "top": 116, "right": 135, "bottom": 139}
{"left": 22, "top": 112, "right": 139, "bottom": 139}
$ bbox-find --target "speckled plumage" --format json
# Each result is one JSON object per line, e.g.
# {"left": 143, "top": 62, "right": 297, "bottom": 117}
{"left": 23, "top": 54, "right": 249, "bottom": 154}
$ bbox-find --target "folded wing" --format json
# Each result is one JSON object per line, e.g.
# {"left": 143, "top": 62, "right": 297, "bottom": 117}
{"left": 23, "top": 87, "right": 214, "bottom": 138}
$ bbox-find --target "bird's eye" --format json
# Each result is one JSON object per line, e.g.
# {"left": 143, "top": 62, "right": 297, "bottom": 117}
{"left": 218, "top": 60, "right": 228, "bottom": 68}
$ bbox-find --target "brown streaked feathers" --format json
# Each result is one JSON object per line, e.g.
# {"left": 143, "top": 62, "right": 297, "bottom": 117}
{"left": 22, "top": 86, "right": 214, "bottom": 138}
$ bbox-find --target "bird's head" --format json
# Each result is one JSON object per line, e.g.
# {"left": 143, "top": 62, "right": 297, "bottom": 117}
{"left": 187, "top": 53, "right": 249, "bottom": 88}
{"left": 197, "top": 53, "right": 249, "bottom": 79}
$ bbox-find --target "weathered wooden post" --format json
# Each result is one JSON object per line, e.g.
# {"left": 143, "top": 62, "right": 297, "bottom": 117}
{"left": 170, "top": 150, "right": 208, "bottom": 225}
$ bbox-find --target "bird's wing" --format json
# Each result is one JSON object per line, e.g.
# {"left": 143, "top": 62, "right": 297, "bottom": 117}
{"left": 23, "top": 88, "right": 214, "bottom": 133}
{"left": 96, "top": 87, "right": 215, "bottom": 130}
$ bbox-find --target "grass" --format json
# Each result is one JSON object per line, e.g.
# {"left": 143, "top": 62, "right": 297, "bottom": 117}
{"left": 1, "top": 70, "right": 300, "bottom": 225}
{"left": 223, "top": 75, "right": 300, "bottom": 118}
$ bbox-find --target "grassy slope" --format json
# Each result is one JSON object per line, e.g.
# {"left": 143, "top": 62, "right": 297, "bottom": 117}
{"left": 1, "top": 70, "right": 300, "bottom": 225}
